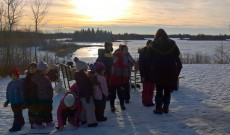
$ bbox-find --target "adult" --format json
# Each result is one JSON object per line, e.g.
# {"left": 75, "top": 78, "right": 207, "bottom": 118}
{"left": 138, "top": 40, "right": 155, "bottom": 107}
{"left": 96, "top": 42, "right": 114, "bottom": 81}
{"left": 148, "top": 29, "right": 182, "bottom": 114}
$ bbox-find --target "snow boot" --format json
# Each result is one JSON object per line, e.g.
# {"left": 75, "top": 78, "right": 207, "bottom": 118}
{"left": 88, "top": 123, "right": 98, "bottom": 127}
{"left": 153, "top": 106, "right": 162, "bottom": 114}
{"left": 31, "top": 124, "right": 45, "bottom": 129}
{"left": 121, "top": 105, "right": 126, "bottom": 110}
{"left": 97, "top": 116, "right": 107, "bottom": 122}
{"left": 163, "top": 106, "right": 169, "bottom": 114}
{"left": 111, "top": 106, "right": 116, "bottom": 112}
{"left": 144, "top": 103, "right": 155, "bottom": 107}
{"left": 46, "top": 122, "right": 55, "bottom": 127}
{"left": 9, "top": 125, "right": 21, "bottom": 132}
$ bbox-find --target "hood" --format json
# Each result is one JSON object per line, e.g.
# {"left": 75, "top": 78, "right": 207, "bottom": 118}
{"left": 114, "top": 51, "right": 124, "bottom": 64}
{"left": 151, "top": 37, "right": 178, "bottom": 56}
{"left": 138, "top": 46, "right": 148, "bottom": 54}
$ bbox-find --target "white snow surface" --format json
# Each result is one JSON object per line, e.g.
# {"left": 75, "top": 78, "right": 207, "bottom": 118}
{"left": 0, "top": 64, "right": 230, "bottom": 135}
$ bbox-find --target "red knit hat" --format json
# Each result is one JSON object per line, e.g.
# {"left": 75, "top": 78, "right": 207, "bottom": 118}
{"left": 10, "top": 69, "right": 20, "bottom": 78}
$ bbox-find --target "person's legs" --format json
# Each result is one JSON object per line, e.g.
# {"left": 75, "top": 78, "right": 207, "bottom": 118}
{"left": 109, "top": 86, "right": 116, "bottom": 108}
{"left": 142, "top": 81, "right": 148, "bottom": 105}
{"left": 80, "top": 97, "right": 97, "bottom": 126}
{"left": 163, "top": 88, "right": 171, "bottom": 113}
{"left": 154, "top": 84, "right": 163, "bottom": 114}
{"left": 124, "top": 83, "right": 130, "bottom": 103}
{"left": 42, "top": 100, "right": 53, "bottom": 124}
{"left": 146, "top": 82, "right": 155, "bottom": 105}
{"left": 10, "top": 105, "right": 24, "bottom": 132}
{"left": 117, "top": 87, "right": 125, "bottom": 108}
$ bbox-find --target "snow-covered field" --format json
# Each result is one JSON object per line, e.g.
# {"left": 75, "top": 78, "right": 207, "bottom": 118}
{"left": 0, "top": 64, "right": 230, "bottom": 135}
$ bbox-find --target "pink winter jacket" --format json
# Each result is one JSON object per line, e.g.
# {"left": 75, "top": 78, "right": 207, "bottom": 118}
{"left": 93, "top": 73, "right": 109, "bottom": 100}
{"left": 57, "top": 92, "right": 82, "bottom": 128}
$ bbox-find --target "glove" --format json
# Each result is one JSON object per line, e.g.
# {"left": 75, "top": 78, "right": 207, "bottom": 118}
{"left": 3, "top": 100, "right": 9, "bottom": 108}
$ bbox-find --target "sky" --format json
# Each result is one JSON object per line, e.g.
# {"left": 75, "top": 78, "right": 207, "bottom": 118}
{"left": 16, "top": 0, "right": 230, "bottom": 34}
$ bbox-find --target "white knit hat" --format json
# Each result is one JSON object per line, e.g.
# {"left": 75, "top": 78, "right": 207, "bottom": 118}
{"left": 64, "top": 93, "right": 75, "bottom": 107}
{"left": 74, "top": 57, "right": 87, "bottom": 71}
{"left": 37, "top": 60, "right": 48, "bottom": 70}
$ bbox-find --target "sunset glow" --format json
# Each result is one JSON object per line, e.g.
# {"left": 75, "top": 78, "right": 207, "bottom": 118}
{"left": 71, "top": 0, "right": 132, "bottom": 22}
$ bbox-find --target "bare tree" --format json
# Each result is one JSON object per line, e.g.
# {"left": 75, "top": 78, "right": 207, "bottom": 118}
{"left": 0, "top": 2, "right": 4, "bottom": 31}
{"left": 30, "top": 0, "right": 51, "bottom": 62}
{"left": 4, "top": 0, "right": 25, "bottom": 33}
{"left": 3, "top": 0, "right": 25, "bottom": 67}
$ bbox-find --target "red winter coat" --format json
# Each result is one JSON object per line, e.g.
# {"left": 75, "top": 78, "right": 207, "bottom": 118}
{"left": 57, "top": 91, "right": 82, "bottom": 128}
{"left": 109, "top": 52, "right": 129, "bottom": 86}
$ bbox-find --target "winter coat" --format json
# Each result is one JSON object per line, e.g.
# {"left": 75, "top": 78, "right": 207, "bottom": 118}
{"left": 6, "top": 79, "right": 24, "bottom": 105}
{"left": 93, "top": 73, "right": 109, "bottom": 100}
{"left": 124, "top": 53, "right": 135, "bottom": 77}
{"left": 57, "top": 92, "right": 82, "bottom": 128}
{"left": 147, "top": 37, "right": 182, "bottom": 88}
{"left": 110, "top": 52, "right": 129, "bottom": 86}
{"left": 23, "top": 73, "right": 39, "bottom": 106}
{"left": 96, "top": 50, "right": 114, "bottom": 78}
{"left": 32, "top": 73, "right": 53, "bottom": 100}
{"left": 75, "top": 71, "right": 93, "bottom": 98}
{"left": 138, "top": 46, "right": 152, "bottom": 81}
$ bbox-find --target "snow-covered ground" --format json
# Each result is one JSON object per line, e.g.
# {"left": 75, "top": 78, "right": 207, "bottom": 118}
{"left": 0, "top": 64, "right": 230, "bottom": 135}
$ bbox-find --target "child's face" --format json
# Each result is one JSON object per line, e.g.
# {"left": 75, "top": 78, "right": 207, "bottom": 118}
{"left": 11, "top": 74, "right": 18, "bottom": 81}
{"left": 29, "top": 67, "right": 37, "bottom": 74}
{"left": 122, "top": 47, "right": 128, "bottom": 55}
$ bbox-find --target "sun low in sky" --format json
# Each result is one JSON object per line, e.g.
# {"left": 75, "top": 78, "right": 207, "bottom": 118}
{"left": 71, "top": 0, "right": 132, "bottom": 22}
{"left": 22, "top": 0, "right": 230, "bottom": 34}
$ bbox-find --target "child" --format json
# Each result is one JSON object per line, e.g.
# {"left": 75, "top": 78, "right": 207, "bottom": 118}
{"left": 74, "top": 57, "right": 98, "bottom": 127}
{"left": 138, "top": 40, "right": 155, "bottom": 107}
{"left": 56, "top": 92, "right": 82, "bottom": 131}
{"left": 32, "top": 60, "right": 54, "bottom": 127}
{"left": 4, "top": 69, "right": 25, "bottom": 132}
{"left": 119, "top": 45, "right": 135, "bottom": 103}
{"left": 92, "top": 62, "right": 109, "bottom": 121}
{"left": 23, "top": 63, "right": 44, "bottom": 129}
{"left": 110, "top": 52, "right": 129, "bottom": 112}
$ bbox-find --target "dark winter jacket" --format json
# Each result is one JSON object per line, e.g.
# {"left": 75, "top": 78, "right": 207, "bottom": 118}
{"left": 23, "top": 73, "right": 39, "bottom": 106}
{"left": 32, "top": 73, "right": 53, "bottom": 100}
{"left": 148, "top": 37, "right": 182, "bottom": 87}
{"left": 110, "top": 52, "right": 129, "bottom": 86}
{"left": 96, "top": 49, "right": 113, "bottom": 78}
{"left": 6, "top": 79, "right": 24, "bottom": 105}
{"left": 138, "top": 46, "right": 152, "bottom": 81}
{"left": 75, "top": 71, "right": 93, "bottom": 98}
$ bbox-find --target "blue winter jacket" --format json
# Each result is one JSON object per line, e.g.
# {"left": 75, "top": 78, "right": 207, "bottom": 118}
{"left": 6, "top": 79, "right": 24, "bottom": 105}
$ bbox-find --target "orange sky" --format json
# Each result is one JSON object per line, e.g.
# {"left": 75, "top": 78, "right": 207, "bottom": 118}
{"left": 13, "top": 0, "right": 230, "bottom": 34}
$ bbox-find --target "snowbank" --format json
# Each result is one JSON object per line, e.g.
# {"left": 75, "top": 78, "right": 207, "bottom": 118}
{"left": 0, "top": 64, "right": 230, "bottom": 135}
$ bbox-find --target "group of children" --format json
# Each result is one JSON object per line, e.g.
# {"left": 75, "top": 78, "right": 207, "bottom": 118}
{"left": 4, "top": 42, "right": 140, "bottom": 132}
{"left": 4, "top": 61, "right": 55, "bottom": 132}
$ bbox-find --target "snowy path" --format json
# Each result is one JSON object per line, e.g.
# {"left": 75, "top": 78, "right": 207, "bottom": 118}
{"left": 0, "top": 64, "right": 230, "bottom": 135}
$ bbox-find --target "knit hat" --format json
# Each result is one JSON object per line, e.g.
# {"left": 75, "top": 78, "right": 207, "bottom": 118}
{"left": 74, "top": 57, "right": 87, "bottom": 71}
{"left": 37, "top": 60, "right": 48, "bottom": 70}
{"left": 64, "top": 93, "right": 75, "bottom": 107}
{"left": 89, "top": 64, "right": 95, "bottom": 73}
{"left": 94, "top": 62, "right": 105, "bottom": 73}
{"left": 10, "top": 69, "right": 20, "bottom": 78}
{"left": 29, "top": 62, "right": 37, "bottom": 68}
